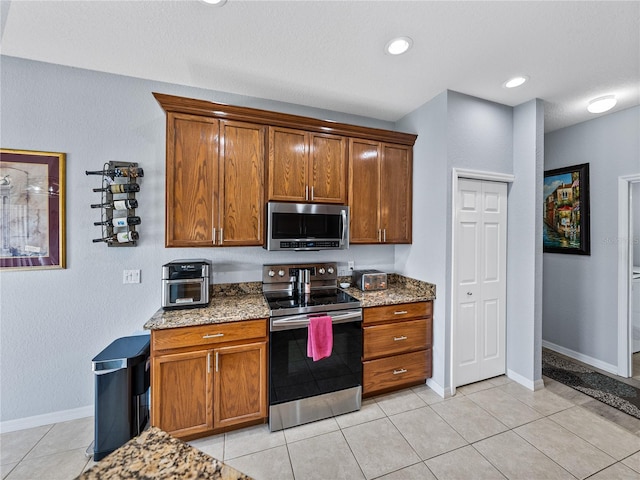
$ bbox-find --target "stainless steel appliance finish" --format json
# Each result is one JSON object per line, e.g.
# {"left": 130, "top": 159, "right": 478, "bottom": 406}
{"left": 352, "top": 269, "right": 388, "bottom": 291}
{"left": 265, "top": 202, "right": 349, "bottom": 251}
{"left": 161, "top": 259, "right": 210, "bottom": 310}
{"left": 264, "top": 262, "right": 362, "bottom": 431}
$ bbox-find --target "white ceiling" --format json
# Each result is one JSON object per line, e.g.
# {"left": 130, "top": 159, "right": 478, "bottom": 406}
{"left": 1, "top": 0, "right": 639, "bottom": 132}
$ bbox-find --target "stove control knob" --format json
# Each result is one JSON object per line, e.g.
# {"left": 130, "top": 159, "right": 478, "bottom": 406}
{"left": 268, "top": 270, "right": 276, "bottom": 277}
{"left": 318, "top": 267, "right": 326, "bottom": 275}
{"left": 278, "top": 269, "right": 285, "bottom": 277}
{"left": 327, "top": 267, "right": 335, "bottom": 274}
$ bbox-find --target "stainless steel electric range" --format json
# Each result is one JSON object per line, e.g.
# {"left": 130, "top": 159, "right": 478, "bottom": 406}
{"left": 263, "top": 262, "right": 362, "bottom": 431}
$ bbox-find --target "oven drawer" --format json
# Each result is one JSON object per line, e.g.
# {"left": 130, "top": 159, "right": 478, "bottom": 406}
{"left": 152, "top": 319, "right": 267, "bottom": 352}
{"left": 363, "top": 349, "right": 431, "bottom": 395}
{"left": 363, "top": 301, "right": 431, "bottom": 325}
{"left": 363, "top": 319, "right": 430, "bottom": 360}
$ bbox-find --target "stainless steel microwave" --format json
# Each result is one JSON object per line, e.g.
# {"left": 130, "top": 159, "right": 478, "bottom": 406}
{"left": 265, "top": 202, "right": 349, "bottom": 251}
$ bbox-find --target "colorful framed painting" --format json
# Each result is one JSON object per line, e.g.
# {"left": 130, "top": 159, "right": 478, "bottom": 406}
{"left": 543, "top": 162, "right": 590, "bottom": 255}
{"left": 0, "top": 149, "right": 66, "bottom": 270}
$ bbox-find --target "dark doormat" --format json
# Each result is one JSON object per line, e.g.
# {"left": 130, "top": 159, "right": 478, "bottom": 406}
{"left": 542, "top": 349, "right": 640, "bottom": 419}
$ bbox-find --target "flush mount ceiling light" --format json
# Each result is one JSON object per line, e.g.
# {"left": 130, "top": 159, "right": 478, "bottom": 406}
{"left": 587, "top": 95, "right": 617, "bottom": 114}
{"left": 503, "top": 76, "right": 529, "bottom": 88}
{"left": 385, "top": 37, "right": 413, "bottom": 55}
{"left": 201, "top": 0, "right": 227, "bottom": 5}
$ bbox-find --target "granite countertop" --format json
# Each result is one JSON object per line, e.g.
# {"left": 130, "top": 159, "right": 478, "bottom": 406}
{"left": 144, "top": 275, "right": 436, "bottom": 331}
{"left": 341, "top": 273, "right": 436, "bottom": 307}
{"left": 144, "top": 282, "right": 269, "bottom": 330}
{"left": 77, "top": 426, "right": 251, "bottom": 480}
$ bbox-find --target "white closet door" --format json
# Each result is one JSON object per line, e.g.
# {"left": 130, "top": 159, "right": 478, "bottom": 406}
{"left": 454, "top": 179, "right": 507, "bottom": 387}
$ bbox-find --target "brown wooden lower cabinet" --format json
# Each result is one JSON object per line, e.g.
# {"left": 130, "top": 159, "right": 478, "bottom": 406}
{"left": 150, "top": 320, "right": 268, "bottom": 440}
{"left": 363, "top": 349, "right": 432, "bottom": 394}
{"left": 362, "top": 301, "right": 433, "bottom": 396}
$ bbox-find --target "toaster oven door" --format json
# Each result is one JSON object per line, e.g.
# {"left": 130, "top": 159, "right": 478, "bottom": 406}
{"left": 162, "top": 278, "right": 207, "bottom": 309}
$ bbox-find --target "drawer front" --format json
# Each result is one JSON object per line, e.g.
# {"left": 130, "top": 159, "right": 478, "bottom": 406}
{"left": 152, "top": 319, "right": 267, "bottom": 352}
{"left": 364, "top": 301, "right": 431, "bottom": 325}
{"left": 363, "top": 319, "right": 429, "bottom": 359}
{"left": 363, "top": 349, "right": 431, "bottom": 395}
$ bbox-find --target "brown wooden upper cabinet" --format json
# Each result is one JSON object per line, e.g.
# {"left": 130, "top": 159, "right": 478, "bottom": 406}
{"left": 349, "top": 139, "right": 412, "bottom": 244}
{"left": 154, "top": 92, "right": 416, "bottom": 247}
{"left": 267, "top": 126, "right": 347, "bottom": 204}
{"left": 165, "top": 112, "right": 265, "bottom": 247}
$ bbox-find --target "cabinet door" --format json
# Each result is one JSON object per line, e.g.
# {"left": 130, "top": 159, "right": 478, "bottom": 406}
{"left": 268, "top": 127, "right": 308, "bottom": 202}
{"left": 310, "top": 133, "right": 347, "bottom": 204}
{"left": 349, "top": 139, "right": 381, "bottom": 243}
{"left": 380, "top": 143, "right": 412, "bottom": 244}
{"left": 219, "top": 121, "right": 266, "bottom": 246}
{"left": 152, "top": 349, "right": 213, "bottom": 438}
{"left": 213, "top": 341, "right": 267, "bottom": 429}
{"left": 166, "top": 113, "right": 218, "bottom": 247}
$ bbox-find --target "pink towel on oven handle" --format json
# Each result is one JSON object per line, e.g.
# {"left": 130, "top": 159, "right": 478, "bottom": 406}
{"left": 307, "top": 315, "right": 333, "bottom": 361}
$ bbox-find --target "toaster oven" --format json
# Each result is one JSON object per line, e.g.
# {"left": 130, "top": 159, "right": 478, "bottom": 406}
{"left": 161, "top": 259, "right": 211, "bottom": 309}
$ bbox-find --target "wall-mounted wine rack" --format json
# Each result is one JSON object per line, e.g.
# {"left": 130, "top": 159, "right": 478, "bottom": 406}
{"left": 86, "top": 161, "right": 142, "bottom": 247}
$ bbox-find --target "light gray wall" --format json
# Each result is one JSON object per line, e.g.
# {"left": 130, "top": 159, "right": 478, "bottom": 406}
{"left": 634, "top": 182, "right": 640, "bottom": 266}
{"left": 0, "top": 55, "right": 397, "bottom": 422}
{"left": 543, "top": 106, "right": 640, "bottom": 367}
{"left": 396, "top": 91, "right": 544, "bottom": 393}
{"left": 507, "top": 99, "right": 544, "bottom": 384}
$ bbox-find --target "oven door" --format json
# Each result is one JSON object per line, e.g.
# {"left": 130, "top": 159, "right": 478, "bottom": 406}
{"left": 269, "top": 309, "right": 362, "bottom": 407}
{"left": 161, "top": 278, "right": 208, "bottom": 309}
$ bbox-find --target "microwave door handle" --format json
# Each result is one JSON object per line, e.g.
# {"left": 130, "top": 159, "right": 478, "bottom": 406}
{"left": 341, "top": 209, "right": 347, "bottom": 246}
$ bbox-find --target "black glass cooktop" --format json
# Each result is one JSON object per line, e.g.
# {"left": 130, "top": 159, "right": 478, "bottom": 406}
{"left": 264, "top": 288, "right": 361, "bottom": 317}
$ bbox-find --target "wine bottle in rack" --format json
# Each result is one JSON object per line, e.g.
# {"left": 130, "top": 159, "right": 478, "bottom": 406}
{"left": 92, "top": 231, "right": 139, "bottom": 244}
{"left": 90, "top": 199, "right": 138, "bottom": 210}
{"left": 92, "top": 183, "right": 140, "bottom": 193}
{"left": 85, "top": 166, "right": 144, "bottom": 178}
{"left": 94, "top": 216, "right": 141, "bottom": 227}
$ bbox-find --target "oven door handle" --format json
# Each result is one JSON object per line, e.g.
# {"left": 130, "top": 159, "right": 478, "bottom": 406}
{"left": 271, "top": 309, "right": 362, "bottom": 330}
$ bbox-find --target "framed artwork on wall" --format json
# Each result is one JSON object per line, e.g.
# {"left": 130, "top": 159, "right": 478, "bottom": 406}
{"left": 543, "top": 162, "right": 590, "bottom": 255}
{"left": 0, "top": 148, "right": 66, "bottom": 270}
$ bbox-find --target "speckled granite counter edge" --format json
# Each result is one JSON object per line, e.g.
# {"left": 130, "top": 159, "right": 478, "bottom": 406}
{"left": 145, "top": 275, "right": 436, "bottom": 330}
{"left": 77, "top": 426, "right": 251, "bottom": 480}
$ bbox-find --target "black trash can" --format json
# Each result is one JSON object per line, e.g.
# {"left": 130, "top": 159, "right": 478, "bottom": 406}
{"left": 91, "top": 335, "right": 150, "bottom": 461}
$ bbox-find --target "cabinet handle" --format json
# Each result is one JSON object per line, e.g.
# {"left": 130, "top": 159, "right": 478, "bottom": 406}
{"left": 215, "top": 352, "right": 219, "bottom": 372}
{"left": 305, "top": 185, "right": 309, "bottom": 201}
{"left": 378, "top": 229, "right": 382, "bottom": 242}
{"left": 207, "top": 352, "right": 211, "bottom": 374}
{"left": 202, "top": 333, "right": 224, "bottom": 339}
{"left": 311, "top": 186, "right": 314, "bottom": 201}
{"left": 219, "top": 228, "right": 223, "bottom": 245}
{"left": 383, "top": 229, "right": 386, "bottom": 243}
{"left": 394, "top": 311, "right": 408, "bottom": 315}
{"left": 393, "top": 336, "right": 408, "bottom": 341}
{"left": 393, "top": 368, "right": 408, "bottom": 375}
{"left": 212, "top": 228, "right": 216, "bottom": 244}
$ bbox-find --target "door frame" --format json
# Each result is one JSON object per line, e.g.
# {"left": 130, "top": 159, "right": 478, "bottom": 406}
{"left": 618, "top": 174, "right": 640, "bottom": 377}
{"left": 451, "top": 168, "right": 514, "bottom": 395}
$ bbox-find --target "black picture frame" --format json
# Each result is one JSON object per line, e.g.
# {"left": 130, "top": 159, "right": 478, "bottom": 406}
{"left": 543, "top": 163, "right": 590, "bottom": 255}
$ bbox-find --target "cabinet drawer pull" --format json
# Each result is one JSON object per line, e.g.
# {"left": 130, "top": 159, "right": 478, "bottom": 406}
{"left": 202, "top": 333, "right": 225, "bottom": 339}
{"left": 393, "top": 368, "right": 408, "bottom": 375}
{"left": 394, "top": 310, "right": 408, "bottom": 315}
{"left": 393, "top": 335, "right": 408, "bottom": 341}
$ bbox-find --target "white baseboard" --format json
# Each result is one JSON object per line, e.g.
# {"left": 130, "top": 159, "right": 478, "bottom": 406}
{"left": 506, "top": 369, "right": 544, "bottom": 391}
{"left": 0, "top": 405, "right": 93, "bottom": 434}
{"left": 542, "top": 340, "right": 618, "bottom": 375}
{"left": 426, "top": 378, "right": 449, "bottom": 398}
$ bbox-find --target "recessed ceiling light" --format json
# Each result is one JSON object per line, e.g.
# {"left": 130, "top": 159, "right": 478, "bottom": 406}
{"left": 503, "top": 76, "right": 529, "bottom": 88}
{"left": 587, "top": 95, "right": 617, "bottom": 114}
{"left": 201, "top": 0, "right": 227, "bottom": 5}
{"left": 385, "top": 37, "right": 413, "bottom": 55}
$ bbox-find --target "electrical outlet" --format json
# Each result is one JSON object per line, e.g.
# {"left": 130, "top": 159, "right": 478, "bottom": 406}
{"left": 123, "top": 269, "right": 141, "bottom": 284}
{"left": 348, "top": 261, "right": 355, "bottom": 271}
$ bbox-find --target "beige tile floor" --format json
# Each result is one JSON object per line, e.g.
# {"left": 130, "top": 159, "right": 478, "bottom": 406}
{"left": 2, "top": 376, "right": 640, "bottom": 480}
